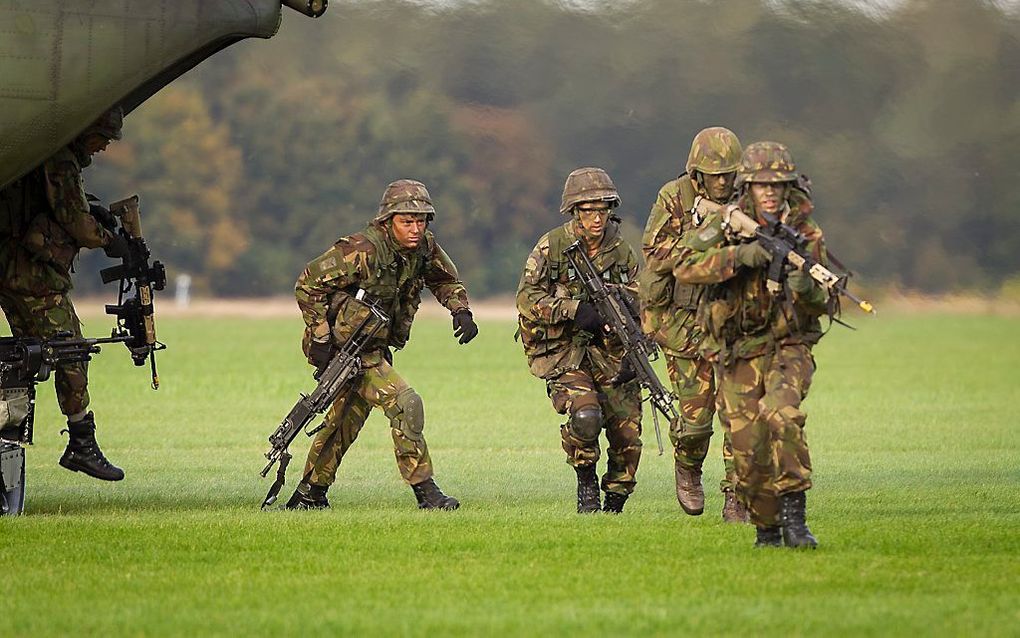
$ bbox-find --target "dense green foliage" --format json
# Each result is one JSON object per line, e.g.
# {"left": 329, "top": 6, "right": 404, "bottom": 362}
{"left": 3, "top": 313, "right": 1018, "bottom": 635}
{"left": 78, "top": 0, "right": 1020, "bottom": 297}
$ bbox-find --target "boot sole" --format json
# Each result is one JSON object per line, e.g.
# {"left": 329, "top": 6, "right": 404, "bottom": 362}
{"left": 678, "top": 502, "right": 704, "bottom": 516}
{"left": 59, "top": 459, "right": 124, "bottom": 482}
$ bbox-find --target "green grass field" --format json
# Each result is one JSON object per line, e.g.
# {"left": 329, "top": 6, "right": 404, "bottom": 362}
{"left": 2, "top": 312, "right": 1018, "bottom": 636}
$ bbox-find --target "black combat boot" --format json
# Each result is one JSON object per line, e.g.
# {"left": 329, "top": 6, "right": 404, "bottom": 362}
{"left": 575, "top": 465, "right": 600, "bottom": 514}
{"left": 780, "top": 491, "right": 818, "bottom": 549}
{"left": 285, "top": 483, "right": 330, "bottom": 510}
{"left": 58, "top": 412, "right": 124, "bottom": 481}
{"left": 754, "top": 525, "right": 783, "bottom": 548}
{"left": 603, "top": 491, "right": 628, "bottom": 514}
{"left": 411, "top": 477, "right": 460, "bottom": 510}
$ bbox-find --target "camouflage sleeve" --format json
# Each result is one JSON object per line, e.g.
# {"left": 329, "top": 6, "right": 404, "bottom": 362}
{"left": 516, "top": 236, "right": 579, "bottom": 324}
{"left": 425, "top": 239, "right": 470, "bottom": 314}
{"left": 673, "top": 216, "right": 742, "bottom": 285}
{"left": 641, "top": 184, "right": 678, "bottom": 259}
{"left": 294, "top": 239, "right": 367, "bottom": 341}
{"left": 43, "top": 152, "right": 113, "bottom": 249}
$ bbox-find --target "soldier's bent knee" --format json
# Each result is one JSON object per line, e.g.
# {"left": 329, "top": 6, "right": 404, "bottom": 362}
{"left": 390, "top": 387, "right": 425, "bottom": 441}
{"left": 570, "top": 406, "right": 603, "bottom": 442}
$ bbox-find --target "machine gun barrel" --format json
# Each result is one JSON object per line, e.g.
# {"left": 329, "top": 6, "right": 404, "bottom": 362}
{"left": 563, "top": 241, "right": 677, "bottom": 455}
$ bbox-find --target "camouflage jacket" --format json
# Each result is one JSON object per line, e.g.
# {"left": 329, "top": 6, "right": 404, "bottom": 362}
{"left": 0, "top": 147, "right": 113, "bottom": 295}
{"left": 639, "top": 174, "right": 709, "bottom": 358}
{"left": 516, "top": 219, "right": 639, "bottom": 380}
{"left": 295, "top": 222, "right": 470, "bottom": 355}
{"left": 674, "top": 190, "right": 830, "bottom": 362}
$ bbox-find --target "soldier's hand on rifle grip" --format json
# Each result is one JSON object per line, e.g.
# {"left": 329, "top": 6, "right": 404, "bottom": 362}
{"left": 573, "top": 301, "right": 604, "bottom": 334}
{"left": 613, "top": 359, "right": 638, "bottom": 387}
{"left": 452, "top": 310, "right": 478, "bottom": 345}
{"left": 307, "top": 339, "right": 335, "bottom": 375}
{"left": 734, "top": 241, "right": 771, "bottom": 269}
{"left": 103, "top": 234, "right": 131, "bottom": 259}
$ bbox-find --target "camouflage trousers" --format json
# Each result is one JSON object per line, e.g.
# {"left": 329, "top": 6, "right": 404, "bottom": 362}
{"left": 665, "top": 354, "right": 736, "bottom": 492}
{"left": 301, "top": 354, "right": 433, "bottom": 488}
{"left": 547, "top": 366, "right": 642, "bottom": 495}
{"left": 0, "top": 290, "right": 89, "bottom": 416}
{"left": 715, "top": 343, "right": 814, "bottom": 527}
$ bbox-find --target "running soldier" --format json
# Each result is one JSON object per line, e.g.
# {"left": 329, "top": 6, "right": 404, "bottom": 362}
{"left": 287, "top": 179, "right": 477, "bottom": 510}
{"left": 674, "top": 142, "right": 825, "bottom": 548}
{"left": 640, "top": 126, "right": 748, "bottom": 522}
{"left": 517, "top": 168, "right": 642, "bottom": 514}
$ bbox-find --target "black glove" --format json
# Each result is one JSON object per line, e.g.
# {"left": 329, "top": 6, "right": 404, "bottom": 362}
{"left": 103, "top": 234, "right": 131, "bottom": 259}
{"left": 573, "top": 301, "right": 604, "bottom": 334}
{"left": 90, "top": 203, "right": 117, "bottom": 231}
{"left": 307, "top": 339, "right": 336, "bottom": 375}
{"left": 613, "top": 358, "right": 638, "bottom": 387}
{"left": 452, "top": 310, "right": 478, "bottom": 344}
{"left": 734, "top": 241, "right": 771, "bottom": 268}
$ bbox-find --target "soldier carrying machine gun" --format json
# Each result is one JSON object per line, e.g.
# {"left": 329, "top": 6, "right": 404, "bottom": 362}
{"left": 563, "top": 240, "right": 678, "bottom": 456}
{"left": 260, "top": 292, "right": 389, "bottom": 510}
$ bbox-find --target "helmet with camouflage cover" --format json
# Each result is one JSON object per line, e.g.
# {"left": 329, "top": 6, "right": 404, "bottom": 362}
{"left": 374, "top": 179, "right": 436, "bottom": 224}
{"left": 559, "top": 167, "right": 621, "bottom": 215}
{"left": 686, "top": 126, "right": 742, "bottom": 175}
{"left": 736, "top": 141, "right": 797, "bottom": 187}
{"left": 82, "top": 106, "right": 124, "bottom": 141}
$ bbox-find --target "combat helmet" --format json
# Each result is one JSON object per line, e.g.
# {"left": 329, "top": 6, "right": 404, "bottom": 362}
{"left": 736, "top": 141, "right": 797, "bottom": 188}
{"left": 559, "top": 167, "right": 621, "bottom": 215}
{"left": 374, "top": 179, "right": 436, "bottom": 224}
{"left": 686, "top": 126, "right": 742, "bottom": 175}
{"left": 84, "top": 106, "right": 124, "bottom": 141}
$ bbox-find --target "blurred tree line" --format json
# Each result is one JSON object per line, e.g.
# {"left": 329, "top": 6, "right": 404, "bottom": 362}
{"left": 81, "top": 0, "right": 1020, "bottom": 297}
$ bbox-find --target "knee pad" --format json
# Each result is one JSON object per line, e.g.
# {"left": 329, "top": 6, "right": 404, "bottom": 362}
{"left": 389, "top": 388, "right": 425, "bottom": 442}
{"left": 570, "top": 406, "right": 603, "bottom": 442}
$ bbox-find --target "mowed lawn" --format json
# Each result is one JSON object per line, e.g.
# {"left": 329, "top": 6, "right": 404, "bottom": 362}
{"left": 2, "top": 311, "right": 1018, "bottom": 636}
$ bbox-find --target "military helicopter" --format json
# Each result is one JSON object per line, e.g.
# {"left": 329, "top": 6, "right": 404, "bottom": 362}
{"left": 0, "top": 0, "right": 327, "bottom": 514}
{"left": 0, "top": 0, "right": 326, "bottom": 189}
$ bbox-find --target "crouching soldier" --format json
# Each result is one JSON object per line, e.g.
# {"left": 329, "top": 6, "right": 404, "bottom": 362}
{"left": 287, "top": 179, "right": 478, "bottom": 510}
{"left": 517, "top": 168, "right": 642, "bottom": 514}
{"left": 674, "top": 142, "right": 826, "bottom": 548}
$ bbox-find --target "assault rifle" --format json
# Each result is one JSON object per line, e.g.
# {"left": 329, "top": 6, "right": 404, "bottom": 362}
{"left": 99, "top": 195, "right": 167, "bottom": 389}
{"left": 563, "top": 241, "right": 677, "bottom": 455}
{"left": 1, "top": 333, "right": 128, "bottom": 515}
{"left": 260, "top": 292, "right": 388, "bottom": 509}
{"left": 695, "top": 197, "right": 876, "bottom": 315}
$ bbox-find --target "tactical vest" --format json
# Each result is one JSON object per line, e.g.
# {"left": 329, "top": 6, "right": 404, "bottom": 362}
{"left": 329, "top": 224, "right": 431, "bottom": 350}
{"left": 518, "top": 220, "right": 633, "bottom": 376}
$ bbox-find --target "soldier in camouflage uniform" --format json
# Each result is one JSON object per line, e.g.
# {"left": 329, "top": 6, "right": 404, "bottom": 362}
{"left": 287, "top": 179, "right": 478, "bottom": 511}
{"left": 0, "top": 108, "right": 130, "bottom": 482}
{"left": 674, "top": 142, "right": 825, "bottom": 548}
{"left": 517, "top": 167, "right": 642, "bottom": 514}
{"left": 639, "top": 126, "right": 749, "bottom": 522}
